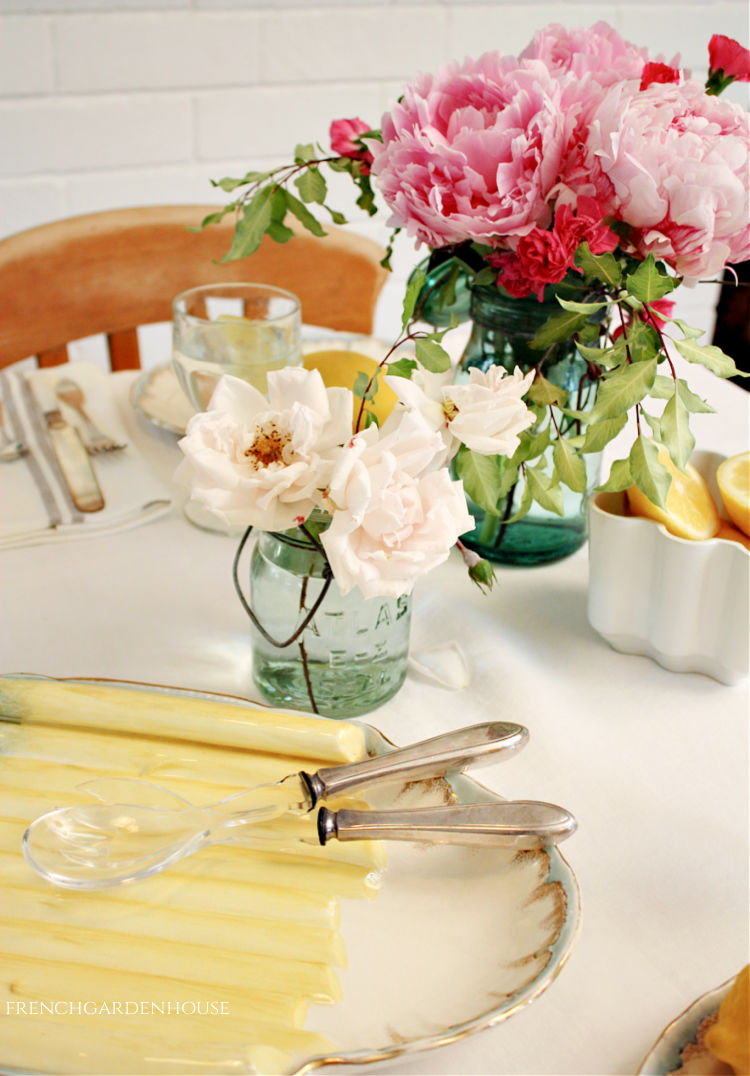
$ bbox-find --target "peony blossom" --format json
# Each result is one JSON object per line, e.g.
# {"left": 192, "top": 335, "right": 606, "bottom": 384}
{"left": 330, "top": 117, "right": 374, "bottom": 173}
{"left": 708, "top": 34, "right": 750, "bottom": 83}
{"left": 370, "top": 54, "right": 571, "bottom": 248}
{"left": 520, "top": 21, "right": 651, "bottom": 88}
{"left": 320, "top": 412, "right": 473, "bottom": 598}
{"left": 585, "top": 79, "right": 750, "bottom": 279}
{"left": 177, "top": 369, "right": 352, "bottom": 531}
{"left": 386, "top": 362, "right": 535, "bottom": 459}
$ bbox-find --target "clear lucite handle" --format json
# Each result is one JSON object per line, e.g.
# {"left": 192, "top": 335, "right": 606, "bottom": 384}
{"left": 302, "top": 722, "right": 528, "bottom": 807}
{"left": 317, "top": 800, "right": 577, "bottom": 848}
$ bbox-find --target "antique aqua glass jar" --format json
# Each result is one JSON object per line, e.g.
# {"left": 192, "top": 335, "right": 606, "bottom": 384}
{"left": 245, "top": 518, "right": 412, "bottom": 718}
{"left": 456, "top": 283, "right": 603, "bottom": 565}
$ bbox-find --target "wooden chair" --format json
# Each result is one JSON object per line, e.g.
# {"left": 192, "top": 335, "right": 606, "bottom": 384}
{"left": 0, "top": 205, "right": 388, "bottom": 370}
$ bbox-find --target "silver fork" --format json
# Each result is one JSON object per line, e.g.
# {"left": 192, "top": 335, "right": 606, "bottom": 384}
{"left": 55, "top": 378, "right": 126, "bottom": 454}
{"left": 0, "top": 398, "right": 28, "bottom": 462}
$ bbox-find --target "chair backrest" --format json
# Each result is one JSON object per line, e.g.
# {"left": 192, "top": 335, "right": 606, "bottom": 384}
{"left": 0, "top": 205, "right": 388, "bottom": 370}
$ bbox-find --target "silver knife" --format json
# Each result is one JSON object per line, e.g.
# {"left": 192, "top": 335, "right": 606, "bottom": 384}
{"left": 42, "top": 406, "right": 104, "bottom": 513}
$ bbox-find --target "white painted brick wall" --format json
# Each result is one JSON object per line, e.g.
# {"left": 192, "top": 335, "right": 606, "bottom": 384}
{"left": 0, "top": 0, "right": 746, "bottom": 340}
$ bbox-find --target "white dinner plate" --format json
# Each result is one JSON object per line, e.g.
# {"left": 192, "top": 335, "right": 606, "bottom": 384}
{"left": 0, "top": 675, "right": 580, "bottom": 1076}
{"left": 637, "top": 979, "right": 734, "bottom": 1075}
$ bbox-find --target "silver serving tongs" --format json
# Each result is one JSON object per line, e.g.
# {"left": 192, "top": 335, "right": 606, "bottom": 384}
{"left": 22, "top": 722, "right": 574, "bottom": 890}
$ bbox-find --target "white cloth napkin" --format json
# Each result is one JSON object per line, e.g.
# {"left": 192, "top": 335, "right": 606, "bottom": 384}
{"left": 0, "top": 361, "right": 172, "bottom": 548}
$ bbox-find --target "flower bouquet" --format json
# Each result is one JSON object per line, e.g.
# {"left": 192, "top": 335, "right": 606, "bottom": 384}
{"left": 179, "top": 22, "right": 749, "bottom": 710}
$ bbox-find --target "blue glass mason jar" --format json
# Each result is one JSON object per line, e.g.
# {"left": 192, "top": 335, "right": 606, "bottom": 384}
{"left": 456, "top": 283, "right": 603, "bottom": 565}
{"left": 246, "top": 517, "right": 412, "bottom": 718}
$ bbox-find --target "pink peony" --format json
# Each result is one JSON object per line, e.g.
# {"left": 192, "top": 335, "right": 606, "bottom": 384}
{"left": 708, "top": 34, "right": 750, "bottom": 83}
{"left": 585, "top": 79, "right": 750, "bottom": 279}
{"left": 330, "top": 117, "right": 374, "bottom": 173}
{"left": 520, "top": 21, "right": 651, "bottom": 87}
{"left": 370, "top": 54, "right": 571, "bottom": 248}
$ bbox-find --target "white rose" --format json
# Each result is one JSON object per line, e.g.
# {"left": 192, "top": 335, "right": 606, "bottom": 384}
{"left": 177, "top": 368, "right": 352, "bottom": 531}
{"left": 386, "top": 362, "right": 534, "bottom": 459}
{"left": 321, "top": 411, "right": 474, "bottom": 599}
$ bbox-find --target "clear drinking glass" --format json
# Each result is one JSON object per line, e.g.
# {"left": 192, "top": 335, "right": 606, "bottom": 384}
{"left": 172, "top": 282, "right": 302, "bottom": 531}
{"left": 172, "top": 282, "right": 302, "bottom": 411}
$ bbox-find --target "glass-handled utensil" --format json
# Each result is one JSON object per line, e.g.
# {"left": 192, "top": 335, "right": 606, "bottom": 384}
{"left": 22, "top": 722, "right": 528, "bottom": 889}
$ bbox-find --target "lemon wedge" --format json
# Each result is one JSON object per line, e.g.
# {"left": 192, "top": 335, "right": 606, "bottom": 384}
{"left": 303, "top": 349, "right": 398, "bottom": 428}
{"left": 626, "top": 446, "right": 720, "bottom": 540}
{"left": 717, "top": 451, "right": 750, "bottom": 538}
{"left": 716, "top": 520, "right": 750, "bottom": 550}
{"left": 705, "top": 965, "right": 750, "bottom": 1075}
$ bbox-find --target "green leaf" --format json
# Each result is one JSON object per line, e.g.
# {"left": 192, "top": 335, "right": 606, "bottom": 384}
{"left": 576, "top": 340, "right": 624, "bottom": 370}
{"left": 266, "top": 188, "right": 295, "bottom": 243}
{"left": 552, "top": 438, "right": 588, "bottom": 493}
{"left": 324, "top": 205, "right": 347, "bottom": 225}
{"left": 211, "top": 170, "right": 273, "bottom": 192}
{"left": 676, "top": 380, "right": 715, "bottom": 414}
{"left": 674, "top": 338, "right": 741, "bottom": 379}
{"left": 194, "top": 207, "right": 234, "bottom": 231}
{"left": 660, "top": 390, "right": 694, "bottom": 470}
{"left": 415, "top": 338, "right": 451, "bottom": 373}
{"left": 641, "top": 410, "right": 663, "bottom": 441}
{"left": 362, "top": 409, "right": 379, "bottom": 429}
{"left": 454, "top": 447, "right": 505, "bottom": 514}
{"left": 283, "top": 191, "right": 327, "bottom": 238}
{"left": 527, "top": 374, "right": 567, "bottom": 408}
{"left": 386, "top": 357, "right": 418, "bottom": 380}
{"left": 530, "top": 310, "right": 590, "bottom": 350}
{"left": 626, "top": 254, "right": 679, "bottom": 303}
{"left": 293, "top": 142, "right": 318, "bottom": 163}
{"left": 525, "top": 463, "right": 565, "bottom": 516}
{"left": 473, "top": 266, "right": 497, "bottom": 286}
{"left": 402, "top": 268, "right": 426, "bottom": 331}
{"left": 575, "top": 243, "right": 623, "bottom": 287}
{"left": 353, "top": 369, "right": 378, "bottom": 401}
{"left": 629, "top": 435, "right": 671, "bottom": 509}
{"left": 557, "top": 297, "right": 609, "bottom": 315}
{"left": 588, "top": 358, "right": 657, "bottom": 421}
{"left": 222, "top": 187, "right": 274, "bottom": 261}
{"left": 580, "top": 414, "right": 628, "bottom": 453}
{"left": 577, "top": 321, "right": 603, "bottom": 345}
{"left": 598, "top": 457, "right": 632, "bottom": 492}
{"left": 621, "top": 319, "right": 660, "bottom": 363}
{"left": 504, "top": 480, "right": 533, "bottom": 524}
{"left": 671, "top": 318, "right": 705, "bottom": 340}
{"left": 294, "top": 166, "right": 327, "bottom": 205}
{"left": 511, "top": 423, "right": 552, "bottom": 466}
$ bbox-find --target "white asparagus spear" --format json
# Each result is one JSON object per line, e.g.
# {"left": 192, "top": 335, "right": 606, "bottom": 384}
{"left": 0, "top": 721, "right": 330, "bottom": 787}
{"left": 0, "top": 951, "right": 306, "bottom": 1028}
{"left": 0, "top": 677, "right": 365, "bottom": 761}
{"left": 0, "top": 819, "right": 381, "bottom": 901}
{"left": 0, "top": 1019, "right": 321, "bottom": 1075}
{"left": 2, "top": 887, "right": 346, "bottom": 968}
{"left": 0, "top": 921, "right": 343, "bottom": 1002}
{"left": 0, "top": 850, "right": 338, "bottom": 928}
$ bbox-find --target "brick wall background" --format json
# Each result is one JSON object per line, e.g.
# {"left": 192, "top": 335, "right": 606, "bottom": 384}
{"left": 1, "top": 1, "right": 747, "bottom": 340}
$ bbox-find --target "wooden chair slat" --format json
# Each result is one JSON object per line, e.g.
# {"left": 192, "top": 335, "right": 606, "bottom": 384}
{"left": 107, "top": 329, "right": 141, "bottom": 371}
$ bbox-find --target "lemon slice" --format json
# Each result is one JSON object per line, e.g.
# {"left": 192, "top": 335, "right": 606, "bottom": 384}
{"left": 626, "top": 446, "right": 720, "bottom": 540}
{"left": 716, "top": 520, "right": 750, "bottom": 550}
{"left": 303, "top": 349, "right": 398, "bottom": 428}
{"left": 705, "top": 965, "right": 750, "bottom": 1074}
{"left": 717, "top": 450, "right": 750, "bottom": 538}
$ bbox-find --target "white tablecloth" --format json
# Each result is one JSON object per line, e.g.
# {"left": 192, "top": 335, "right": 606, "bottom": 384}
{"left": 2, "top": 369, "right": 748, "bottom": 1076}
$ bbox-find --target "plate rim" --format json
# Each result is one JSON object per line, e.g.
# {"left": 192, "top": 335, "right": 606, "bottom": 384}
{"left": 636, "top": 978, "right": 735, "bottom": 1076}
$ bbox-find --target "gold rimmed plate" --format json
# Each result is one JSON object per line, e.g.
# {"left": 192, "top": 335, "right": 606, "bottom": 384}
{"left": 637, "top": 978, "right": 734, "bottom": 1075}
{"left": 0, "top": 675, "right": 580, "bottom": 1076}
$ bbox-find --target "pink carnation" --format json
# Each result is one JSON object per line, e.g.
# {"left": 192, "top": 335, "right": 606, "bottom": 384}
{"left": 585, "top": 79, "right": 750, "bottom": 279}
{"left": 370, "top": 54, "right": 571, "bottom": 249}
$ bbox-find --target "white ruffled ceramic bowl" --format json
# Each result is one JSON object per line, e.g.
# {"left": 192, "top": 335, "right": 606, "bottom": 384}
{"left": 588, "top": 450, "right": 749, "bottom": 685}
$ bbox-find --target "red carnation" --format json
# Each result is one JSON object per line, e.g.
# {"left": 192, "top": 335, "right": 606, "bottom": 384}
{"left": 640, "top": 61, "right": 681, "bottom": 90}
{"left": 708, "top": 34, "right": 750, "bottom": 83}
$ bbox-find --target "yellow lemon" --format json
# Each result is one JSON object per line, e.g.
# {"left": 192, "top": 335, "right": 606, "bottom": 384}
{"left": 303, "top": 349, "right": 398, "bottom": 429}
{"left": 716, "top": 520, "right": 750, "bottom": 550}
{"left": 705, "top": 965, "right": 750, "bottom": 1075}
{"left": 626, "top": 446, "right": 720, "bottom": 540}
{"left": 717, "top": 451, "right": 750, "bottom": 538}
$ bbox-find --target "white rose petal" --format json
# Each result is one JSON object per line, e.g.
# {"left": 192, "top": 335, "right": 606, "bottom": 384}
{"left": 321, "top": 411, "right": 473, "bottom": 599}
{"left": 177, "top": 370, "right": 352, "bottom": 531}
